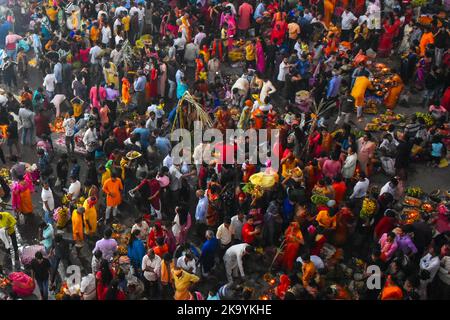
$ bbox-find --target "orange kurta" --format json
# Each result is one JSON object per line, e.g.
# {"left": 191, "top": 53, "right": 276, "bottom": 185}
{"left": 121, "top": 78, "right": 131, "bottom": 105}
{"left": 102, "top": 178, "right": 123, "bottom": 207}
{"left": 384, "top": 75, "right": 404, "bottom": 109}
{"left": 351, "top": 76, "right": 373, "bottom": 107}
{"left": 323, "top": 0, "right": 336, "bottom": 28}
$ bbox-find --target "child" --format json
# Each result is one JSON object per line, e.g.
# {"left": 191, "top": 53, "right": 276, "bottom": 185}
{"left": 430, "top": 136, "right": 445, "bottom": 167}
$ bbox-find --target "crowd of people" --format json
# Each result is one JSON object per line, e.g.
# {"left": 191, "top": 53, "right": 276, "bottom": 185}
{"left": 0, "top": 0, "right": 449, "bottom": 301}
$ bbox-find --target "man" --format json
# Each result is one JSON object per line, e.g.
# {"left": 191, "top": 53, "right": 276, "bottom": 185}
{"left": 142, "top": 248, "right": 161, "bottom": 298}
{"left": 174, "top": 33, "right": 186, "bottom": 64}
{"left": 230, "top": 211, "right": 246, "bottom": 244}
{"left": 349, "top": 172, "right": 370, "bottom": 200}
{"left": 50, "top": 233, "right": 73, "bottom": 285}
{"left": 41, "top": 181, "right": 55, "bottom": 225}
{"left": 199, "top": 230, "right": 219, "bottom": 276}
{"left": 154, "top": 129, "right": 171, "bottom": 159}
{"left": 132, "top": 120, "right": 150, "bottom": 151}
{"left": 326, "top": 70, "right": 342, "bottom": 101}
{"left": 66, "top": 175, "right": 81, "bottom": 203}
{"left": 0, "top": 211, "right": 18, "bottom": 255}
{"left": 31, "top": 252, "right": 52, "bottom": 300}
{"left": 176, "top": 252, "right": 196, "bottom": 274}
{"left": 379, "top": 177, "right": 399, "bottom": 198}
{"left": 82, "top": 121, "right": 99, "bottom": 159}
{"left": 241, "top": 215, "right": 260, "bottom": 245}
{"left": 335, "top": 89, "right": 354, "bottom": 126}
{"left": 102, "top": 172, "right": 124, "bottom": 223}
{"left": 18, "top": 103, "right": 35, "bottom": 146}
{"left": 216, "top": 217, "right": 233, "bottom": 255}
{"left": 223, "top": 243, "right": 254, "bottom": 283}
{"left": 195, "top": 189, "right": 208, "bottom": 238}
{"left": 92, "top": 229, "right": 118, "bottom": 262}
{"left": 231, "top": 76, "right": 250, "bottom": 103}
{"left": 341, "top": 8, "right": 357, "bottom": 41}
{"left": 43, "top": 71, "right": 57, "bottom": 99}
{"left": 301, "top": 254, "right": 317, "bottom": 288}
{"left": 238, "top": 1, "right": 253, "bottom": 37}
{"left": 193, "top": 25, "right": 206, "bottom": 47}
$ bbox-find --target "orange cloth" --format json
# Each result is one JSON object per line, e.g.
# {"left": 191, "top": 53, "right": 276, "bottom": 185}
{"left": 332, "top": 182, "right": 347, "bottom": 205}
{"left": 72, "top": 209, "right": 84, "bottom": 241}
{"left": 323, "top": 0, "right": 336, "bottom": 28}
{"left": 102, "top": 178, "right": 123, "bottom": 207}
{"left": 351, "top": 76, "right": 373, "bottom": 107}
{"left": 19, "top": 188, "right": 33, "bottom": 214}
{"left": 90, "top": 26, "right": 100, "bottom": 42}
{"left": 316, "top": 209, "right": 337, "bottom": 229}
{"left": 121, "top": 78, "right": 131, "bottom": 105}
{"left": 302, "top": 261, "right": 317, "bottom": 287}
{"left": 384, "top": 75, "right": 404, "bottom": 109}
{"left": 160, "top": 261, "right": 174, "bottom": 285}
{"left": 419, "top": 32, "right": 434, "bottom": 57}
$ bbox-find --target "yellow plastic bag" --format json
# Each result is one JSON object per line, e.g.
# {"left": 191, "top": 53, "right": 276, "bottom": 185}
{"left": 249, "top": 172, "right": 276, "bottom": 189}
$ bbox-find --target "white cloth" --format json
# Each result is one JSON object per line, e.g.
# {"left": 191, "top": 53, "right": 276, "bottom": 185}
{"left": 43, "top": 74, "right": 57, "bottom": 92}
{"left": 259, "top": 80, "right": 276, "bottom": 104}
{"left": 296, "top": 255, "right": 325, "bottom": 270}
{"left": 379, "top": 181, "right": 396, "bottom": 197}
{"left": 438, "top": 256, "right": 450, "bottom": 285}
{"left": 420, "top": 254, "right": 440, "bottom": 284}
{"left": 80, "top": 274, "right": 96, "bottom": 300}
{"left": 142, "top": 254, "right": 161, "bottom": 282}
{"left": 216, "top": 223, "right": 233, "bottom": 246}
{"left": 341, "top": 11, "right": 357, "bottom": 30}
{"left": 230, "top": 215, "right": 245, "bottom": 241}
{"left": 232, "top": 77, "right": 250, "bottom": 97}
{"left": 277, "top": 61, "right": 289, "bottom": 82}
{"left": 68, "top": 180, "right": 81, "bottom": 199}
{"left": 177, "top": 256, "right": 197, "bottom": 274}
{"left": 350, "top": 178, "right": 370, "bottom": 199}
{"left": 223, "top": 243, "right": 248, "bottom": 280}
{"left": 0, "top": 228, "right": 11, "bottom": 250}
{"left": 41, "top": 188, "right": 55, "bottom": 211}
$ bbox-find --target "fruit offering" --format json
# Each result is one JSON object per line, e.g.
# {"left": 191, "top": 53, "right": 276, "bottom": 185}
{"left": 406, "top": 186, "right": 423, "bottom": 198}
{"left": 360, "top": 198, "right": 377, "bottom": 219}
{"left": 403, "top": 196, "right": 422, "bottom": 207}
{"left": 402, "top": 208, "right": 420, "bottom": 224}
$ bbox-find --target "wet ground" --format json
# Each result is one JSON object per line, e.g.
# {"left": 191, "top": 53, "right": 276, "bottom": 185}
{"left": 0, "top": 54, "right": 449, "bottom": 299}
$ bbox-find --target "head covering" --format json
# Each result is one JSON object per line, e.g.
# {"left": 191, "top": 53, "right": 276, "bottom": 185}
{"left": 327, "top": 200, "right": 336, "bottom": 208}
{"left": 157, "top": 176, "right": 170, "bottom": 188}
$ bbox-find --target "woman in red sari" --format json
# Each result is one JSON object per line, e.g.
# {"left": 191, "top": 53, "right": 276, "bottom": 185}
{"left": 377, "top": 16, "right": 398, "bottom": 58}
{"left": 353, "top": 0, "right": 365, "bottom": 16}
{"left": 270, "top": 19, "right": 287, "bottom": 45}
{"left": 282, "top": 222, "right": 304, "bottom": 272}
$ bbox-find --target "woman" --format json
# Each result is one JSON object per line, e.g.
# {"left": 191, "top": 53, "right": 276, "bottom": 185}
{"left": 377, "top": 17, "right": 397, "bottom": 58}
{"left": 415, "top": 53, "right": 432, "bottom": 91}
{"left": 379, "top": 232, "right": 398, "bottom": 262}
{"left": 271, "top": 18, "right": 287, "bottom": 46}
{"left": 121, "top": 77, "right": 131, "bottom": 106}
{"left": 96, "top": 259, "right": 115, "bottom": 300}
{"left": 384, "top": 74, "right": 404, "bottom": 110}
{"left": 357, "top": 134, "right": 376, "bottom": 176}
{"left": 341, "top": 147, "right": 358, "bottom": 180}
{"left": 83, "top": 196, "right": 98, "bottom": 238}
{"left": 172, "top": 206, "right": 192, "bottom": 245}
{"left": 147, "top": 222, "right": 164, "bottom": 249}
{"left": 255, "top": 38, "right": 266, "bottom": 75}
{"left": 323, "top": 0, "right": 336, "bottom": 28}
{"left": 128, "top": 229, "right": 146, "bottom": 272}
{"left": 398, "top": 20, "right": 414, "bottom": 54}
{"left": 282, "top": 221, "right": 304, "bottom": 272}
{"left": 158, "top": 60, "right": 167, "bottom": 98}
{"left": 11, "top": 176, "right": 33, "bottom": 221}
{"left": 103, "top": 62, "right": 119, "bottom": 89}
{"left": 105, "top": 279, "right": 126, "bottom": 300}
{"left": 146, "top": 60, "right": 158, "bottom": 102}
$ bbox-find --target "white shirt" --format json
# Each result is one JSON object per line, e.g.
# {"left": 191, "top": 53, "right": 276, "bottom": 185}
{"left": 232, "top": 77, "right": 250, "bottom": 96}
{"left": 142, "top": 254, "right": 162, "bottom": 282}
{"left": 147, "top": 104, "right": 165, "bottom": 119}
{"left": 63, "top": 117, "right": 76, "bottom": 137}
{"left": 114, "top": 6, "right": 128, "bottom": 17}
{"left": 366, "top": 3, "right": 381, "bottom": 30}
{"left": 101, "top": 26, "right": 112, "bottom": 45}
{"left": 83, "top": 128, "right": 98, "bottom": 152}
{"left": 177, "top": 256, "right": 197, "bottom": 274}
{"left": 223, "top": 243, "right": 248, "bottom": 277}
{"left": 216, "top": 223, "right": 233, "bottom": 246}
{"left": 41, "top": 188, "right": 55, "bottom": 212}
{"left": 438, "top": 256, "right": 450, "bottom": 285}
{"left": 89, "top": 46, "right": 101, "bottom": 64}
{"left": 277, "top": 61, "right": 290, "bottom": 82}
{"left": 350, "top": 178, "right": 370, "bottom": 199}
{"left": 130, "top": 6, "right": 144, "bottom": 21}
{"left": 131, "top": 221, "right": 150, "bottom": 241}
{"left": 163, "top": 155, "right": 173, "bottom": 169}
{"left": 194, "top": 32, "right": 207, "bottom": 46}
{"left": 43, "top": 73, "right": 56, "bottom": 92}
{"left": 380, "top": 181, "right": 396, "bottom": 197}
{"left": 341, "top": 11, "right": 357, "bottom": 30}
{"left": 230, "top": 215, "right": 245, "bottom": 241}
{"left": 174, "top": 37, "right": 186, "bottom": 51}
{"left": 419, "top": 254, "right": 440, "bottom": 283}
{"left": 296, "top": 255, "right": 325, "bottom": 270}
{"left": 68, "top": 180, "right": 81, "bottom": 199}
{"left": 169, "top": 165, "right": 183, "bottom": 191}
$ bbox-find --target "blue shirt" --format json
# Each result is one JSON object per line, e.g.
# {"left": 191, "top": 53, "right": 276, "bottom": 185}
{"left": 326, "top": 75, "right": 342, "bottom": 99}
{"left": 155, "top": 136, "right": 171, "bottom": 158}
{"left": 195, "top": 196, "right": 208, "bottom": 222}
{"left": 431, "top": 142, "right": 443, "bottom": 157}
{"left": 0, "top": 21, "right": 11, "bottom": 48}
{"left": 132, "top": 127, "right": 150, "bottom": 149}
{"left": 176, "top": 81, "right": 188, "bottom": 100}
{"left": 134, "top": 76, "right": 146, "bottom": 92}
{"left": 128, "top": 238, "right": 145, "bottom": 268}
{"left": 296, "top": 59, "right": 310, "bottom": 78}
{"left": 54, "top": 62, "right": 63, "bottom": 83}
{"left": 254, "top": 3, "right": 265, "bottom": 19}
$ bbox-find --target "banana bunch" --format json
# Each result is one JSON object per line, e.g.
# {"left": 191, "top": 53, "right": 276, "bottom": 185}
{"left": 406, "top": 186, "right": 423, "bottom": 198}
{"left": 0, "top": 168, "right": 11, "bottom": 185}
{"left": 251, "top": 185, "right": 264, "bottom": 199}
{"left": 360, "top": 198, "right": 377, "bottom": 219}
{"left": 117, "top": 245, "right": 128, "bottom": 255}
{"left": 415, "top": 112, "right": 434, "bottom": 127}
{"left": 311, "top": 194, "right": 330, "bottom": 205}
